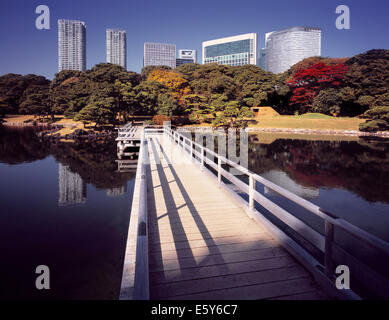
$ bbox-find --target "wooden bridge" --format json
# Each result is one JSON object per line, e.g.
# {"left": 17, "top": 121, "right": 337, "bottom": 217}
{"left": 119, "top": 124, "right": 389, "bottom": 300}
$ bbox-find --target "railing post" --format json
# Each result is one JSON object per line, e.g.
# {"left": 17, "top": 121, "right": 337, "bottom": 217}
{"left": 201, "top": 146, "right": 204, "bottom": 171}
{"left": 217, "top": 157, "right": 222, "bottom": 187}
{"left": 190, "top": 141, "right": 193, "bottom": 159}
{"left": 325, "top": 220, "right": 334, "bottom": 279}
{"left": 249, "top": 174, "right": 255, "bottom": 216}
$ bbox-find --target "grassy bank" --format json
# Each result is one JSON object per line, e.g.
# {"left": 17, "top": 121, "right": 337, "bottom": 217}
{"left": 249, "top": 114, "right": 365, "bottom": 131}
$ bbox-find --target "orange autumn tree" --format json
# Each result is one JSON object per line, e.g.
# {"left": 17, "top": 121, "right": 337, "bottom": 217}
{"left": 147, "top": 69, "right": 190, "bottom": 101}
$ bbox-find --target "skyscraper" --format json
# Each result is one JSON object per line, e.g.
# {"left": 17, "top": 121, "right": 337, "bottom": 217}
{"left": 265, "top": 26, "right": 322, "bottom": 74}
{"left": 58, "top": 19, "right": 86, "bottom": 72}
{"left": 106, "top": 29, "right": 127, "bottom": 69}
{"left": 202, "top": 33, "right": 257, "bottom": 66}
{"left": 259, "top": 48, "right": 266, "bottom": 70}
{"left": 144, "top": 42, "right": 176, "bottom": 69}
{"left": 176, "top": 49, "right": 197, "bottom": 67}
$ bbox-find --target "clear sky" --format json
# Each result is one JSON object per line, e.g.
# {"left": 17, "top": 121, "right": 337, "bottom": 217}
{"left": 0, "top": 0, "right": 388, "bottom": 79}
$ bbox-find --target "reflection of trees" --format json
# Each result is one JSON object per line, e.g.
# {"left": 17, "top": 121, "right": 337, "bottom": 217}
{"left": 248, "top": 136, "right": 389, "bottom": 203}
{"left": 0, "top": 126, "right": 133, "bottom": 190}
{"left": 50, "top": 142, "right": 133, "bottom": 190}
{"left": 0, "top": 126, "right": 50, "bottom": 163}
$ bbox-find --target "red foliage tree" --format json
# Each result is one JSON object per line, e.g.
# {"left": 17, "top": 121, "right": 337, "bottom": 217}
{"left": 287, "top": 63, "right": 349, "bottom": 113}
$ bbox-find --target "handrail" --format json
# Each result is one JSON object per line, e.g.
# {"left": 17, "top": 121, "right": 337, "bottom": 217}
{"left": 163, "top": 126, "right": 389, "bottom": 298}
{"left": 132, "top": 129, "right": 149, "bottom": 300}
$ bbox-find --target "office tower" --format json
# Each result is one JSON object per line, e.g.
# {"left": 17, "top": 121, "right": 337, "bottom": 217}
{"left": 265, "top": 26, "right": 322, "bottom": 74}
{"left": 106, "top": 29, "right": 127, "bottom": 69}
{"left": 58, "top": 19, "right": 86, "bottom": 72}
{"left": 202, "top": 33, "right": 257, "bottom": 66}
{"left": 259, "top": 48, "right": 266, "bottom": 70}
{"left": 58, "top": 164, "right": 87, "bottom": 206}
{"left": 144, "top": 42, "right": 176, "bottom": 68}
{"left": 176, "top": 49, "right": 197, "bottom": 67}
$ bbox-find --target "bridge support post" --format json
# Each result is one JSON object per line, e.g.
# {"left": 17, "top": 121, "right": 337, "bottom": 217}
{"left": 249, "top": 174, "right": 255, "bottom": 218}
{"left": 201, "top": 147, "right": 204, "bottom": 171}
{"left": 217, "top": 157, "right": 222, "bottom": 187}
{"left": 325, "top": 220, "right": 334, "bottom": 279}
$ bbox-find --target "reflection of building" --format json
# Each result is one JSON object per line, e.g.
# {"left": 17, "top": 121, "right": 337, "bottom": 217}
{"left": 58, "top": 19, "right": 86, "bottom": 72}
{"left": 262, "top": 170, "right": 319, "bottom": 199}
{"left": 176, "top": 49, "right": 197, "bottom": 67}
{"left": 58, "top": 164, "right": 87, "bottom": 206}
{"left": 144, "top": 42, "right": 176, "bottom": 68}
{"left": 202, "top": 33, "right": 257, "bottom": 66}
{"left": 265, "top": 26, "right": 321, "bottom": 74}
{"left": 106, "top": 185, "right": 127, "bottom": 197}
{"left": 106, "top": 29, "right": 127, "bottom": 69}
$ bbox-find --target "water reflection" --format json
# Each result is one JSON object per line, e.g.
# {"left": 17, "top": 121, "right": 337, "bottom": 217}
{"left": 58, "top": 163, "right": 87, "bottom": 206}
{"left": 0, "top": 126, "right": 135, "bottom": 299}
{"left": 248, "top": 133, "right": 389, "bottom": 204}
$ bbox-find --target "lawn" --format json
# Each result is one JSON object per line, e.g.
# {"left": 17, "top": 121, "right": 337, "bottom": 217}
{"left": 249, "top": 113, "right": 365, "bottom": 131}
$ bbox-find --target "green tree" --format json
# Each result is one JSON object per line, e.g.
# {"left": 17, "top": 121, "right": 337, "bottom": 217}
{"left": 212, "top": 102, "right": 253, "bottom": 129}
{"left": 312, "top": 88, "right": 342, "bottom": 115}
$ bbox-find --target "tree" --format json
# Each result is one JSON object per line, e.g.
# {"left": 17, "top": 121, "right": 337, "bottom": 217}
{"left": 19, "top": 93, "right": 51, "bottom": 119}
{"left": 74, "top": 96, "right": 116, "bottom": 128}
{"left": 312, "top": 88, "right": 342, "bottom": 115}
{"left": 287, "top": 62, "right": 349, "bottom": 113}
{"left": 359, "top": 106, "right": 389, "bottom": 132}
{"left": 212, "top": 102, "right": 253, "bottom": 129}
{"left": 182, "top": 94, "right": 211, "bottom": 123}
{"left": 147, "top": 69, "right": 190, "bottom": 101}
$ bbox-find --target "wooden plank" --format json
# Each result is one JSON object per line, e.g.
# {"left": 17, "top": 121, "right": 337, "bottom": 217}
{"left": 145, "top": 134, "right": 326, "bottom": 300}
{"left": 151, "top": 265, "right": 308, "bottom": 299}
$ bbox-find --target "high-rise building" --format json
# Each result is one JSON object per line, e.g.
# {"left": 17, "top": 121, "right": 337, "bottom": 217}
{"left": 259, "top": 48, "right": 266, "bottom": 70}
{"left": 265, "top": 26, "right": 322, "bottom": 74}
{"left": 202, "top": 33, "right": 257, "bottom": 66}
{"left": 58, "top": 19, "right": 86, "bottom": 72}
{"left": 106, "top": 29, "right": 127, "bottom": 69}
{"left": 176, "top": 49, "right": 197, "bottom": 67}
{"left": 144, "top": 42, "right": 176, "bottom": 69}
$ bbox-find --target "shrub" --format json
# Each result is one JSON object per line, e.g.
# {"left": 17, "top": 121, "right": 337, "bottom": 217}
{"left": 359, "top": 120, "right": 388, "bottom": 132}
{"left": 359, "top": 106, "right": 389, "bottom": 132}
{"left": 152, "top": 114, "right": 170, "bottom": 125}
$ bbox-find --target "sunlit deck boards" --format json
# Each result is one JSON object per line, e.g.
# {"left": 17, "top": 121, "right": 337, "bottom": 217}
{"left": 146, "top": 134, "right": 327, "bottom": 300}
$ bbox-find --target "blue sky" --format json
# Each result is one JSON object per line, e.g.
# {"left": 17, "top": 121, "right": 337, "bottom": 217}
{"left": 0, "top": 0, "right": 388, "bottom": 79}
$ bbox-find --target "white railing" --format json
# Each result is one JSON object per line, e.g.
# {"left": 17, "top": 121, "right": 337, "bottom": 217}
{"left": 132, "top": 129, "right": 149, "bottom": 300}
{"left": 164, "top": 126, "right": 389, "bottom": 299}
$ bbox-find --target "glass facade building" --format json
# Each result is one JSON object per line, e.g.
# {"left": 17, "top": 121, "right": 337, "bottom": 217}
{"left": 106, "top": 29, "right": 127, "bottom": 69}
{"left": 259, "top": 48, "right": 266, "bottom": 70}
{"left": 202, "top": 33, "right": 257, "bottom": 66}
{"left": 144, "top": 42, "right": 176, "bottom": 69}
{"left": 58, "top": 19, "right": 86, "bottom": 72}
{"left": 265, "top": 26, "right": 322, "bottom": 74}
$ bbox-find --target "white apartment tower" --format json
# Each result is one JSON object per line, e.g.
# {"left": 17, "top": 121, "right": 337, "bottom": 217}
{"left": 202, "top": 33, "right": 257, "bottom": 66}
{"left": 58, "top": 19, "right": 86, "bottom": 72}
{"left": 106, "top": 29, "right": 127, "bottom": 69}
{"left": 265, "top": 26, "right": 322, "bottom": 74}
{"left": 144, "top": 42, "right": 176, "bottom": 69}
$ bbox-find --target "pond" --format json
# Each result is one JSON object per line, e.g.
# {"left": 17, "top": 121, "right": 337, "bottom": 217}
{"left": 0, "top": 126, "right": 135, "bottom": 299}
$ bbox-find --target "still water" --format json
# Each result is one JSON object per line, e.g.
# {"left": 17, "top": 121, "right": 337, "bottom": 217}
{"left": 1, "top": 127, "right": 389, "bottom": 299}
{"left": 0, "top": 126, "right": 135, "bottom": 299}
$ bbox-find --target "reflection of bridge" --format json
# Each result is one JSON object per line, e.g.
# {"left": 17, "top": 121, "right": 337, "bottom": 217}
{"left": 119, "top": 124, "right": 389, "bottom": 300}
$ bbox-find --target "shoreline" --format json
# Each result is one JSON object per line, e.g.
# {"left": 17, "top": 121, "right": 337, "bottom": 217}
{"left": 183, "top": 125, "right": 389, "bottom": 138}
{"left": 3, "top": 121, "right": 389, "bottom": 139}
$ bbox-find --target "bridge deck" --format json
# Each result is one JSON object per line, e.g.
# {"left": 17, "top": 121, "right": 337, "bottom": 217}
{"left": 146, "top": 134, "right": 326, "bottom": 300}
